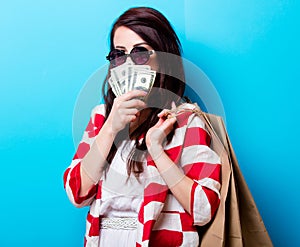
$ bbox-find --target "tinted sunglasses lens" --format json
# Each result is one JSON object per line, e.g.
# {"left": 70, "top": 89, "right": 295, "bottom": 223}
{"left": 114, "top": 56, "right": 127, "bottom": 67}
{"left": 108, "top": 49, "right": 126, "bottom": 66}
{"left": 131, "top": 47, "right": 150, "bottom": 65}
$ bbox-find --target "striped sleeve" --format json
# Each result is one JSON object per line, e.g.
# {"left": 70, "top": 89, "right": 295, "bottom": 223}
{"left": 63, "top": 104, "right": 106, "bottom": 208}
{"left": 180, "top": 113, "right": 221, "bottom": 226}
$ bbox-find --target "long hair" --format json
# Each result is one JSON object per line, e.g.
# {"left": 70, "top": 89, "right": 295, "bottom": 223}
{"left": 102, "top": 7, "right": 185, "bottom": 176}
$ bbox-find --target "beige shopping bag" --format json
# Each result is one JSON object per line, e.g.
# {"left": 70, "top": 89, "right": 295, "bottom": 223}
{"left": 196, "top": 111, "right": 273, "bottom": 247}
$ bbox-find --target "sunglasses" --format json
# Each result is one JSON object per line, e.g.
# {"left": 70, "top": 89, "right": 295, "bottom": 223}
{"left": 106, "top": 46, "right": 155, "bottom": 67}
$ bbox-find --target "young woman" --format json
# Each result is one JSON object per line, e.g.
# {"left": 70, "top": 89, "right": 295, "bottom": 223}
{"left": 64, "top": 7, "right": 221, "bottom": 247}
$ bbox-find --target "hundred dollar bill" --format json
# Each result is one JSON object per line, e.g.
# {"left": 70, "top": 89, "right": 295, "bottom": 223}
{"left": 109, "top": 63, "right": 156, "bottom": 97}
{"left": 131, "top": 70, "right": 156, "bottom": 95}
{"left": 108, "top": 76, "right": 121, "bottom": 96}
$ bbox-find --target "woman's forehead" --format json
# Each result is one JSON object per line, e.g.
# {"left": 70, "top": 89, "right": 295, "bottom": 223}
{"left": 113, "top": 26, "right": 147, "bottom": 50}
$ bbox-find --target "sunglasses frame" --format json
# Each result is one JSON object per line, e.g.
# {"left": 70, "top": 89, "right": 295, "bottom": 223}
{"left": 106, "top": 46, "right": 155, "bottom": 67}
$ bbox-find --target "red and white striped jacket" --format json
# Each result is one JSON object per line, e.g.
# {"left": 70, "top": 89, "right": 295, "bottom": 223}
{"left": 63, "top": 104, "right": 221, "bottom": 247}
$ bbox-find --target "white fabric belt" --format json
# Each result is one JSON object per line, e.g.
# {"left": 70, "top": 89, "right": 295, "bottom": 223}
{"left": 100, "top": 217, "right": 138, "bottom": 230}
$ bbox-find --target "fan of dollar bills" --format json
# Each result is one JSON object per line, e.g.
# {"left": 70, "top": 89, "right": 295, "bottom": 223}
{"left": 108, "top": 62, "right": 156, "bottom": 98}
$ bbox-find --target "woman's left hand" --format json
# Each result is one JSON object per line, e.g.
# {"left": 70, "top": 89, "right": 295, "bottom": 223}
{"left": 145, "top": 108, "right": 177, "bottom": 159}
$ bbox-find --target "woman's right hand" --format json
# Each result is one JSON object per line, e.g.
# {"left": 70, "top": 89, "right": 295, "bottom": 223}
{"left": 106, "top": 90, "right": 147, "bottom": 135}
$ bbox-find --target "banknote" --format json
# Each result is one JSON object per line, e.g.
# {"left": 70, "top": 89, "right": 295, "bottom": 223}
{"left": 108, "top": 75, "right": 121, "bottom": 96}
{"left": 108, "top": 64, "right": 156, "bottom": 98}
{"left": 131, "top": 70, "right": 155, "bottom": 93}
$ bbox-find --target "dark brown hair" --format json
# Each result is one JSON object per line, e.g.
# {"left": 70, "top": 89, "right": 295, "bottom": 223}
{"left": 102, "top": 7, "right": 185, "bottom": 176}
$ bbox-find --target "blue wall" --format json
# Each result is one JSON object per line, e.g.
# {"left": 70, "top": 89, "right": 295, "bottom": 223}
{"left": 1, "top": 1, "right": 299, "bottom": 246}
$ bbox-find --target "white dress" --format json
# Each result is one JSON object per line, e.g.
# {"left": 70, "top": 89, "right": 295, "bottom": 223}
{"left": 98, "top": 140, "right": 147, "bottom": 247}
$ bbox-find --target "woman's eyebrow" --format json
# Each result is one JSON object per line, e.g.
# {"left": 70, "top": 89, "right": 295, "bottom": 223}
{"left": 133, "top": 42, "right": 148, "bottom": 47}
{"left": 115, "top": 42, "right": 149, "bottom": 51}
{"left": 115, "top": 45, "right": 126, "bottom": 50}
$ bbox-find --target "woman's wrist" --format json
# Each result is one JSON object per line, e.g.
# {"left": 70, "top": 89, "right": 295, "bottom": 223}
{"left": 148, "top": 143, "right": 164, "bottom": 161}
{"left": 101, "top": 119, "right": 118, "bottom": 139}
{"left": 151, "top": 150, "right": 186, "bottom": 189}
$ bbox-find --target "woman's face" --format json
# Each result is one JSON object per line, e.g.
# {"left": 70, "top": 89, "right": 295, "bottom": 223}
{"left": 113, "top": 26, "right": 158, "bottom": 71}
